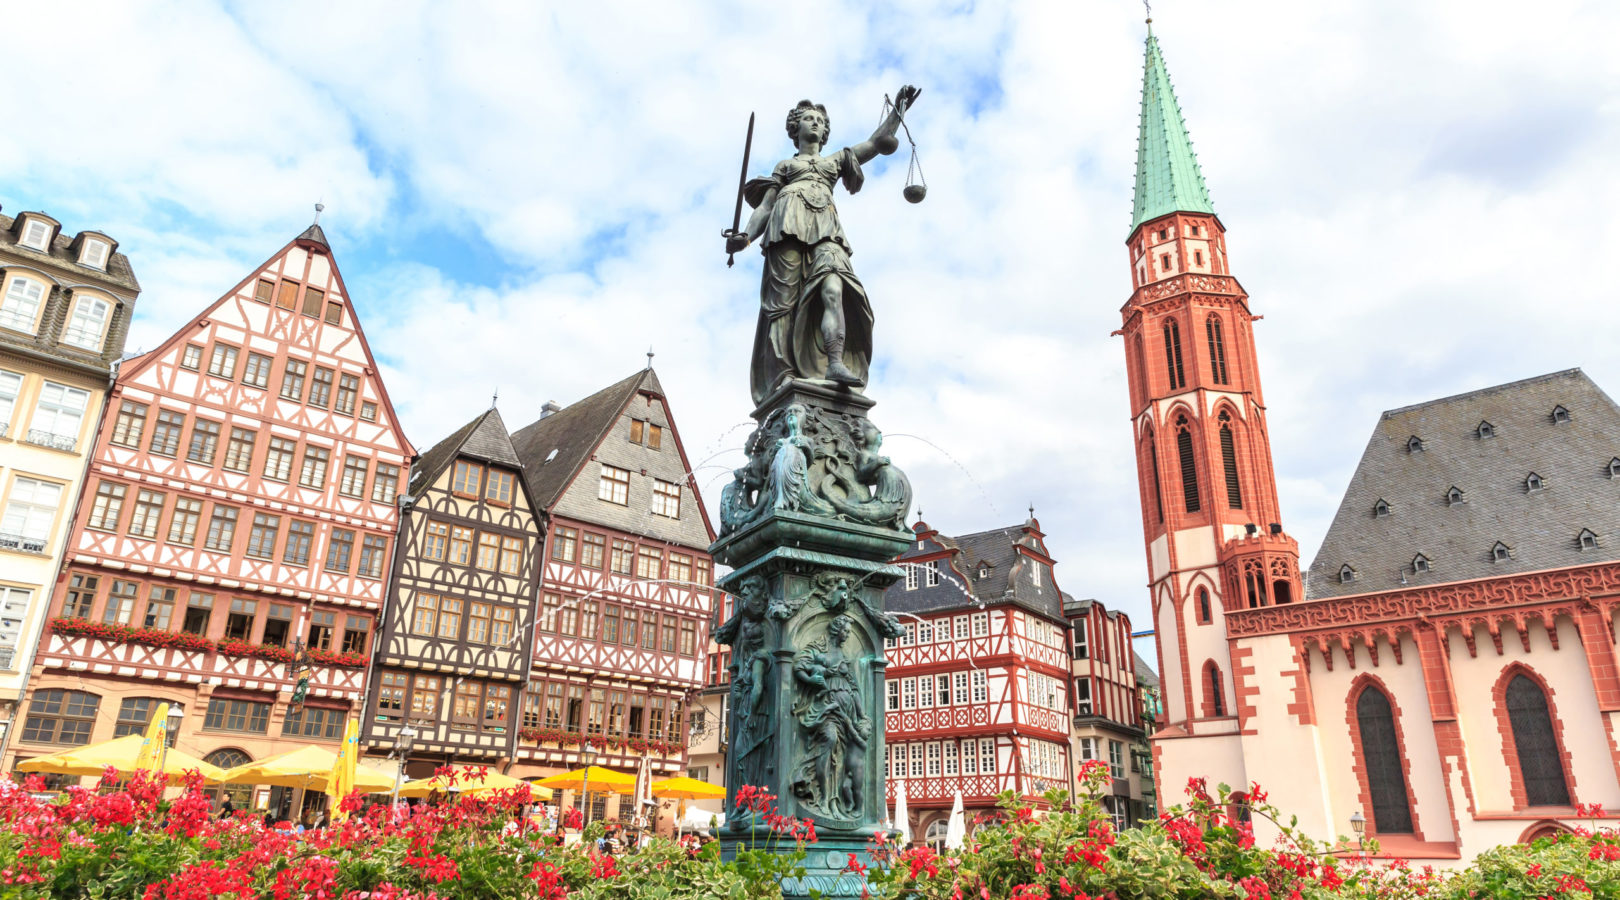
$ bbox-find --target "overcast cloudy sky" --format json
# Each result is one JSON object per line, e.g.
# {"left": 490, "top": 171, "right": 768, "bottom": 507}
{"left": 8, "top": 0, "right": 1619, "bottom": 648}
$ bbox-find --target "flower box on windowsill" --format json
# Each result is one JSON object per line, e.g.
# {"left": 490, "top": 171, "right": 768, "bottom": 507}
{"left": 516, "top": 728, "right": 685, "bottom": 756}
{"left": 215, "top": 639, "right": 294, "bottom": 665}
{"left": 307, "top": 647, "right": 367, "bottom": 669}
{"left": 49, "top": 618, "right": 213, "bottom": 653}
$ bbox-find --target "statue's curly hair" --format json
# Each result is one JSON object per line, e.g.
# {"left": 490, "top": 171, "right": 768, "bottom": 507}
{"left": 786, "top": 100, "right": 830, "bottom": 144}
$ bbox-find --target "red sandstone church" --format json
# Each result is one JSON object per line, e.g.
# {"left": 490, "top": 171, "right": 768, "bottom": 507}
{"left": 1126, "top": 29, "right": 1620, "bottom": 863}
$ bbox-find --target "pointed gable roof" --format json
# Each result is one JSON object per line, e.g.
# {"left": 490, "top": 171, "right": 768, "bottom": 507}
{"left": 1130, "top": 28, "right": 1215, "bottom": 234}
{"left": 410, "top": 407, "right": 521, "bottom": 494}
{"left": 509, "top": 369, "right": 658, "bottom": 511}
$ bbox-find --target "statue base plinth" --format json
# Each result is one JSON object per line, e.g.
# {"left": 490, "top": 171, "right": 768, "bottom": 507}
{"left": 753, "top": 378, "right": 876, "bottom": 420}
{"left": 721, "top": 838, "right": 883, "bottom": 900}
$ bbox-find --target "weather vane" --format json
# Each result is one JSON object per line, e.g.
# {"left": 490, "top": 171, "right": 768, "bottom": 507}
{"left": 313, "top": 202, "right": 324, "bottom": 225}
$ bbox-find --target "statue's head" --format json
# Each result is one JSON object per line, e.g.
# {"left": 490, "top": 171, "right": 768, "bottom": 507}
{"left": 827, "top": 615, "right": 852, "bottom": 643}
{"left": 740, "top": 576, "right": 768, "bottom": 614}
{"left": 786, "top": 100, "right": 830, "bottom": 148}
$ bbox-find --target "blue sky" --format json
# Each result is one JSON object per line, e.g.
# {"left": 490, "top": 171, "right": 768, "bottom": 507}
{"left": 7, "top": 0, "right": 1620, "bottom": 660}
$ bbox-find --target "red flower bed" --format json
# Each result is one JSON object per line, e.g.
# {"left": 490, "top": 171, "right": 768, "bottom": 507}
{"left": 215, "top": 638, "right": 294, "bottom": 664}
{"left": 50, "top": 617, "right": 213, "bottom": 653}
{"left": 308, "top": 647, "right": 369, "bottom": 669}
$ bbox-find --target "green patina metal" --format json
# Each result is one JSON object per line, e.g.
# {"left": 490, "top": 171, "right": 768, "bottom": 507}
{"left": 1131, "top": 29, "right": 1214, "bottom": 234}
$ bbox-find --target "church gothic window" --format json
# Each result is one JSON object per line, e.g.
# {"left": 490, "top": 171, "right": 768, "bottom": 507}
{"left": 1219, "top": 413, "right": 1242, "bottom": 509}
{"left": 1146, "top": 432, "right": 1165, "bottom": 523}
{"left": 1505, "top": 674, "right": 1570, "bottom": 807}
{"left": 1355, "top": 686, "right": 1414, "bottom": 834}
{"left": 1197, "top": 587, "right": 1211, "bottom": 624}
{"left": 1176, "top": 417, "right": 1200, "bottom": 513}
{"left": 1205, "top": 662, "right": 1226, "bottom": 717}
{"left": 1205, "top": 314, "right": 1230, "bottom": 385}
{"left": 1163, "top": 320, "right": 1186, "bottom": 389}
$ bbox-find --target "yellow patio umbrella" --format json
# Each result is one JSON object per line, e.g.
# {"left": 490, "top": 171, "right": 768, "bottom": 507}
{"left": 131, "top": 702, "right": 169, "bottom": 774}
{"left": 395, "top": 767, "right": 532, "bottom": 799}
{"left": 535, "top": 765, "right": 638, "bottom": 795}
{"left": 18, "top": 734, "right": 225, "bottom": 784}
{"left": 649, "top": 776, "right": 725, "bottom": 801}
{"left": 325, "top": 719, "right": 360, "bottom": 822}
{"left": 219, "top": 744, "right": 394, "bottom": 793}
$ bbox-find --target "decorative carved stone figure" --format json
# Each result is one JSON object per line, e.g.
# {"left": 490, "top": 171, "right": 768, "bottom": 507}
{"left": 725, "top": 87, "right": 921, "bottom": 405}
{"left": 713, "top": 576, "right": 774, "bottom": 822}
{"left": 789, "top": 615, "right": 870, "bottom": 820}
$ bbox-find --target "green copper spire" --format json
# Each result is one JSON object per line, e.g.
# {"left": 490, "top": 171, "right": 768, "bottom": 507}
{"left": 1131, "top": 29, "right": 1214, "bottom": 234}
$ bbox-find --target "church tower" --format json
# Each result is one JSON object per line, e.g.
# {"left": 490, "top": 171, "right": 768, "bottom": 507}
{"left": 1118, "top": 25, "right": 1304, "bottom": 792}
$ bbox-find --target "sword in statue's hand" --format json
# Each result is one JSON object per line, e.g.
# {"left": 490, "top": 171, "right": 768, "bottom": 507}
{"left": 723, "top": 112, "right": 755, "bottom": 268}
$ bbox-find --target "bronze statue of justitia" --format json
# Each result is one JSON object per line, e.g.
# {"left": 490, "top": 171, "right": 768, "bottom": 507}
{"left": 724, "top": 86, "right": 921, "bottom": 406}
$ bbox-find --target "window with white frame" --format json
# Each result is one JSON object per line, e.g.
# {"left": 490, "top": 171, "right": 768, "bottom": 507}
{"left": 953, "top": 671, "right": 969, "bottom": 706}
{"left": 954, "top": 615, "right": 969, "bottom": 639}
{"left": 1075, "top": 678, "right": 1093, "bottom": 715}
{"left": 919, "top": 674, "right": 934, "bottom": 708}
{"left": 926, "top": 742, "right": 941, "bottom": 776}
{"left": 917, "top": 619, "right": 932, "bottom": 643}
{"left": 598, "top": 465, "right": 630, "bottom": 505}
{"left": 926, "top": 560, "right": 941, "bottom": 586}
{"left": 1073, "top": 618, "right": 1089, "bottom": 658}
{"left": 31, "top": 382, "right": 88, "bottom": 444}
{"left": 979, "top": 738, "right": 996, "bottom": 774}
{"left": 79, "top": 238, "right": 109, "bottom": 269}
{"left": 886, "top": 680, "right": 899, "bottom": 712}
{"left": 62, "top": 296, "right": 110, "bottom": 351}
{"left": 0, "top": 586, "right": 30, "bottom": 665}
{"left": 971, "top": 669, "right": 988, "bottom": 703}
{"left": 936, "top": 673, "right": 952, "bottom": 706}
{"left": 904, "top": 563, "right": 918, "bottom": 590}
{"left": 20, "top": 219, "right": 51, "bottom": 250}
{"left": 0, "top": 369, "right": 20, "bottom": 433}
{"left": 944, "top": 739, "right": 959, "bottom": 776}
{"left": 1108, "top": 740, "right": 1124, "bottom": 778}
{"left": 910, "top": 743, "right": 924, "bottom": 777}
{"left": 1078, "top": 737, "right": 1098, "bottom": 761}
{"left": 902, "top": 623, "right": 915, "bottom": 646}
{"left": 0, "top": 277, "right": 46, "bottom": 332}
{"left": 901, "top": 677, "right": 917, "bottom": 709}
{"left": 2, "top": 477, "right": 62, "bottom": 548}
{"left": 651, "top": 479, "right": 681, "bottom": 517}
{"left": 972, "top": 612, "right": 989, "bottom": 637}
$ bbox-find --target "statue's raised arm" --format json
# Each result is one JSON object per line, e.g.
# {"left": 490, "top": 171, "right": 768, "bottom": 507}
{"left": 722, "top": 85, "right": 923, "bottom": 407}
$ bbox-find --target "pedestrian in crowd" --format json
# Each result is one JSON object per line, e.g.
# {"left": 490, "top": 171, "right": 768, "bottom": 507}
{"left": 218, "top": 795, "right": 235, "bottom": 820}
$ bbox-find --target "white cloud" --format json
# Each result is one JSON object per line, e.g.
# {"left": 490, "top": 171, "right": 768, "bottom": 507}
{"left": 8, "top": 0, "right": 1620, "bottom": 650}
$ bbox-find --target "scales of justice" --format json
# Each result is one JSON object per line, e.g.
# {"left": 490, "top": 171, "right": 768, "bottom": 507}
{"left": 709, "top": 85, "right": 923, "bottom": 898}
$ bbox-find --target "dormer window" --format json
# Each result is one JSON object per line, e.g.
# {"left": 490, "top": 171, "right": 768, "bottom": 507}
{"left": 19, "top": 218, "right": 51, "bottom": 251}
{"left": 1407, "top": 436, "right": 1424, "bottom": 453}
{"left": 1339, "top": 564, "right": 1356, "bottom": 584}
{"left": 978, "top": 565, "right": 989, "bottom": 580}
{"left": 1525, "top": 472, "right": 1544, "bottom": 492}
{"left": 1446, "top": 486, "right": 1465, "bottom": 506}
{"left": 1610, "top": 458, "right": 1620, "bottom": 479}
{"left": 1492, "top": 542, "right": 1511, "bottom": 562}
{"left": 79, "top": 238, "right": 109, "bottom": 270}
{"left": 1579, "top": 529, "right": 1599, "bottom": 551}
{"left": 1552, "top": 405, "right": 1570, "bottom": 424}
{"left": 1477, "top": 421, "right": 1495, "bottom": 439}
{"left": 1372, "top": 499, "right": 1391, "bottom": 518}
{"left": 1412, "top": 553, "right": 1431, "bottom": 573}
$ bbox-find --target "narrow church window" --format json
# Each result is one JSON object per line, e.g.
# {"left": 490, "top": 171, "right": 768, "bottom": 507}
{"left": 1133, "top": 335, "right": 1148, "bottom": 401}
{"left": 1163, "top": 320, "right": 1186, "bottom": 389}
{"left": 1477, "top": 421, "right": 1495, "bottom": 439}
{"left": 1447, "top": 486, "right": 1465, "bottom": 506}
{"left": 1176, "top": 418, "right": 1200, "bottom": 513}
{"left": 1526, "top": 473, "right": 1544, "bottom": 492}
{"left": 1157, "top": 229, "right": 1168, "bottom": 240}
{"left": 1339, "top": 564, "right": 1355, "bottom": 584}
{"left": 1190, "top": 225, "right": 1201, "bottom": 236}
{"left": 1272, "top": 579, "right": 1293, "bottom": 604}
{"left": 1493, "top": 542, "right": 1511, "bottom": 562}
{"left": 1205, "top": 314, "right": 1230, "bottom": 385}
{"left": 1407, "top": 436, "right": 1424, "bottom": 453}
{"left": 1505, "top": 674, "right": 1570, "bottom": 807}
{"left": 1197, "top": 587, "right": 1211, "bottom": 624}
{"left": 1356, "top": 686, "right": 1414, "bottom": 834}
{"left": 1552, "top": 405, "right": 1570, "bottom": 424}
{"left": 1194, "top": 250, "right": 1204, "bottom": 266}
{"left": 1412, "top": 554, "right": 1430, "bottom": 573}
{"left": 1579, "top": 529, "right": 1598, "bottom": 551}
{"left": 1373, "top": 499, "right": 1391, "bottom": 518}
{"left": 1160, "top": 253, "right": 1172, "bottom": 272}
{"left": 1206, "top": 663, "right": 1226, "bottom": 717}
{"left": 1148, "top": 437, "right": 1165, "bottom": 523}
{"left": 1220, "top": 415, "right": 1242, "bottom": 509}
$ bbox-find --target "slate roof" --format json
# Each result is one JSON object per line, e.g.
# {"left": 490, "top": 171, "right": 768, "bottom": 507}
{"left": 408, "top": 407, "right": 522, "bottom": 496}
{"left": 1130, "top": 30, "right": 1214, "bottom": 233}
{"left": 887, "top": 519, "right": 1066, "bottom": 622}
{"left": 1133, "top": 650, "right": 1160, "bottom": 690}
{"left": 509, "top": 369, "right": 660, "bottom": 511}
{"left": 296, "top": 223, "right": 330, "bottom": 249}
{"left": 0, "top": 212, "right": 141, "bottom": 292}
{"left": 1306, "top": 369, "right": 1620, "bottom": 599}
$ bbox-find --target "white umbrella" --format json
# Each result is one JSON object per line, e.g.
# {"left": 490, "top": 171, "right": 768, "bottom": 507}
{"left": 893, "top": 779, "right": 912, "bottom": 845}
{"left": 632, "top": 756, "right": 654, "bottom": 828}
{"left": 945, "top": 790, "right": 966, "bottom": 850}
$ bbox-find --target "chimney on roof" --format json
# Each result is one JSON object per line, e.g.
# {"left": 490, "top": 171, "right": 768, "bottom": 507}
{"left": 540, "top": 401, "right": 562, "bottom": 419}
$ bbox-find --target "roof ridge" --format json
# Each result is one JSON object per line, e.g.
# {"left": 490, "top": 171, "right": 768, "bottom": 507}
{"left": 1381, "top": 368, "right": 1586, "bottom": 419}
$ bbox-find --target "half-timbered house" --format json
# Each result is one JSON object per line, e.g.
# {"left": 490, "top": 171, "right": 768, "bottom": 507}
{"left": 362, "top": 407, "right": 542, "bottom": 774}
{"left": 1065, "top": 596, "right": 1151, "bottom": 829}
{"left": 9, "top": 223, "right": 413, "bottom": 813}
{"left": 507, "top": 368, "right": 717, "bottom": 820}
{"left": 884, "top": 517, "right": 1072, "bottom": 843}
{"left": 0, "top": 209, "right": 140, "bottom": 758}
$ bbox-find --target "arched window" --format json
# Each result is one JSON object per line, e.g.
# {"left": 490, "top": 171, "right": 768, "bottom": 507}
{"left": 1505, "top": 674, "right": 1570, "bottom": 807}
{"left": 1219, "top": 412, "right": 1242, "bottom": 509}
{"left": 1271, "top": 580, "right": 1293, "bottom": 604}
{"left": 205, "top": 749, "right": 253, "bottom": 812}
{"left": 0, "top": 276, "right": 47, "bottom": 333}
{"left": 1205, "top": 662, "right": 1226, "bottom": 717}
{"left": 924, "top": 818, "right": 949, "bottom": 852}
{"left": 1145, "top": 431, "right": 1165, "bottom": 524}
{"left": 1355, "top": 686, "right": 1414, "bottom": 834}
{"left": 1197, "top": 587, "right": 1212, "bottom": 624}
{"left": 1162, "top": 320, "right": 1186, "bottom": 389}
{"left": 1176, "top": 416, "right": 1200, "bottom": 513}
{"left": 1133, "top": 334, "right": 1148, "bottom": 402}
{"left": 1205, "top": 314, "right": 1229, "bottom": 385}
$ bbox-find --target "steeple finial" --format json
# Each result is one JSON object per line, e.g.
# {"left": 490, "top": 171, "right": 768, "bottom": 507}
{"left": 1130, "top": 25, "right": 1214, "bottom": 235}
{"left": 313, "top": 202, "right": 324, "bottom": 225}
{"left": 1144, "top": 0, "right": 1152, "bottom": 30}
{"left": 646, "top": 346, "right": 655, "bottom": 369}
{"left": 491, "top": 387, "right": 499, "bottom": 410}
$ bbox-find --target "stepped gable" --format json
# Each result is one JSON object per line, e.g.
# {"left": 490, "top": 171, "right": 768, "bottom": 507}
{"left": 1306, "top": 368, "right": 1620, "bottom": 599}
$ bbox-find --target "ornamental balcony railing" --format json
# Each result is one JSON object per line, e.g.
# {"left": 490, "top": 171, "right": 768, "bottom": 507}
{"left": 0, "top": 532, "right": 47, "bottom": 554}
{"left": 24, "top": 429, "right": 76, "bottom": 452}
